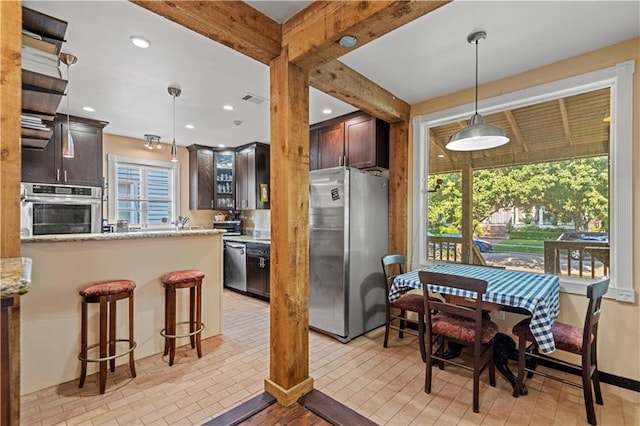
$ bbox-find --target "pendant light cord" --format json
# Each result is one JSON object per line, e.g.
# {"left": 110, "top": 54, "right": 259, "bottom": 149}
{"left": 67, "top": 62, "right": 71, "bottom": 130}
{"left": 172, "top": 93, "right": 176, "bottom": 144}
{"left": 474, "top": 37, "right": 479, "bottom": 115}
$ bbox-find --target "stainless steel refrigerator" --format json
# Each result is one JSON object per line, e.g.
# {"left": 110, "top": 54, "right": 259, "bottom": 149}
{"left": 309, "top": 166, "right": 388, "bottom": 342}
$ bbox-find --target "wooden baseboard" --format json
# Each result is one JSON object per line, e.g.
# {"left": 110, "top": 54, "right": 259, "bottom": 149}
{"left": 264, "top": 377, "right": 314, "bottom": 407}
{"left": 537, "top": 359, "right": 640, "bottom": 393}
{"left": 202, "top": 392, "right": 276, "bottom": 426}
{"left": 299, "top": 389, "right": 377, "bottom": 426}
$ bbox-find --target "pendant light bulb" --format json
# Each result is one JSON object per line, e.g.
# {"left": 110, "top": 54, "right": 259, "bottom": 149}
{"left": 168, "top": 86, "right": 181, "bottom": 162}
{"left": 60, "top": 53, "right": 78, "bottom": 158}
{"left": 446, "top": 31, "right": 509, "bottom": 151}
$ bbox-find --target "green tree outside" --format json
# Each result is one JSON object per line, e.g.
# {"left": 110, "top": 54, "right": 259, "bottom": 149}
{"left": 428, "top": 156, "right": 609, "bottom": 234}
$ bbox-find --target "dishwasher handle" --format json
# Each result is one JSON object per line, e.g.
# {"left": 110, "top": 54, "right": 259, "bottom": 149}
{"left": 225, "top": 241, "right": 246, "bottom": 254}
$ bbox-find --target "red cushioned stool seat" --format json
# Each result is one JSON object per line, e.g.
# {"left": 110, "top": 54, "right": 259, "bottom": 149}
{"left": 161, "top": 270, "right": 205, "bottom": 366}
{"left": 78, "top": 279, "right": 137, "bottom": 394}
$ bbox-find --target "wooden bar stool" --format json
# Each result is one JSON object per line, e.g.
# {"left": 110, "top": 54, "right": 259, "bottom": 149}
{"left": 78, "top": 279, "right": 137, "bottom": 394}
{"left": 160, "top": 270, "right": 205, "bottom": 366}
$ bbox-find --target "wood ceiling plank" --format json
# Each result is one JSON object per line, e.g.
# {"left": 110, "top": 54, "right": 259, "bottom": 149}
{"left": 430, "top": 140, "right": 608, "bottom": 173}
{"left": 309, "top": 60, "right": 410, "bottom": 122}
{"left": 131, "top": 0, "right": 281, "bottom": 65}
{"left": 282, "top": 0, "right": 449, "bottom": 70}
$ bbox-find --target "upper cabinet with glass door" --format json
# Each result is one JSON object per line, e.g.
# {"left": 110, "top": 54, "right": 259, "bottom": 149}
{"left": 213, "top": 149, "right": 236, "bottom": 210}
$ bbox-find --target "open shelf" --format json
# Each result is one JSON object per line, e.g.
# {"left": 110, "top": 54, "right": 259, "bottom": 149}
{"left": 22, "top": 6, "right": 67, "bottom": 56}
{"left": 20, "top": 7, "right": 68, "bottom": 150}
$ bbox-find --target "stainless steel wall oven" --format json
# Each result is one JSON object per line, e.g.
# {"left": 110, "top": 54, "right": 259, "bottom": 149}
{"left": 20, "top": 183, "right": 102, "bottom": 237}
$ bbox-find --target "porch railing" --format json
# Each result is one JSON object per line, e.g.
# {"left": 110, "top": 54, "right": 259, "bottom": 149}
{"left": 543, "top": 240, "right": 609, "bottom": 278}
{"left": 426, "top": 236, "right": 486, "bottom": 265}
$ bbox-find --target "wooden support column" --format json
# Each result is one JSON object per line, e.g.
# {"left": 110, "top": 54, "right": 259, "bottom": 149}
{"left": 461, "top": 163, "right": 473, "bottom": 264}
{"left": 388, "top": 121, "right": 409, "bottom": 257}
{"left": 264, "top": 47, "right": 314, "bottom": 406}
{"left": 1, "top": 2, "right": 23, "bottom": 425}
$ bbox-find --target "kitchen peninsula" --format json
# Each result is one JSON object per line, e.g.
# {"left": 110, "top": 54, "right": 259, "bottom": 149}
{"left": 20, "top": 229, "right": 224, "bottom": 394}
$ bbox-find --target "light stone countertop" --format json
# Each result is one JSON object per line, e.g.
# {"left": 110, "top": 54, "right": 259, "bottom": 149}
{"left": 21, "top": 229, "right": 226, "bottom": 243}
{"left": 222, "top": 235, "right": 271, "bottom": 244}
{"left": 1, "top": 257, "right": 33, "bottom": 297}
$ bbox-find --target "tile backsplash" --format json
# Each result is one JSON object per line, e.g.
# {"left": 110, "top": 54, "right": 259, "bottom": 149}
{"left": 240, "top": 209, "right": 271, "bottom": 238}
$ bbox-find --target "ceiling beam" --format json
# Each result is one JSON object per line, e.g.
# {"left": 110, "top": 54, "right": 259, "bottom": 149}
{"left": 558, "top": 98, "right": 574, "bottom": 145}
{"left": 428, "top": 129, "right": 453, "bottom": 162}
{"left": 131, "top": 0, "right": 437, "bottom": 124}
{"left": 131, "top": 0, "right": 281, "bottom": 64}
{"left": 282, "top": 1, "right": 449, "bottom": 70}
{"left": 309, "top": 60, "right": 410, "bottom": 122}
{"left": 504, "top": 110, "right": 529, "bottom": 152}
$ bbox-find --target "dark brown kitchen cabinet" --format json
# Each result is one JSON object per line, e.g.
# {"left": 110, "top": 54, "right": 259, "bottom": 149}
{"left": 21, "top": 115, "right": 107, "bottom": 187}
{"left": 246, "top": 243, "right": 270, "bottom": 300}
{"left": 213, "top": 150, "right": 236, "bottom": 210}
{"left": 187, "top": 144, "right": 214, "bottom": 210}
{"left": 316, "top": 122, "right": 344, "bottom": 170}
{"left": 187, "top": 145, "right": 236, "bottom": 210}
{"left": 235, "top": 142, "right": 269, "bottom": 210}
{"left": 309, "top": 111, "right": 389, "bottom": 171}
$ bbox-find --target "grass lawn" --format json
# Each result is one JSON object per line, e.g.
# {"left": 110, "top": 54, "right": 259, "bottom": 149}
{"left": 493, "top": 238, "right": 544, "bottom": 254}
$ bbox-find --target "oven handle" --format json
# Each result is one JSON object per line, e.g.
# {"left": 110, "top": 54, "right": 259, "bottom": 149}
{"left": 23, "top": 197, "right": 102, "bottom": 205}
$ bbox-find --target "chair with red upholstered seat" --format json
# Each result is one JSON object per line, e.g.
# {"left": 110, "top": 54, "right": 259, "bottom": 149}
{"left": 512, "top": 277, "right": 610, "bottom": 425}
{"left": 381, "top": 255, "right": 426, "bottom": 362}
{"left": 419, "top": 270, "right": 497, "bottom": 413}
{"left": 78, "top": 279, "right": 137, "bottom": 394}
{"left": 160, "top": 269, "right": 205, "bottom": 366}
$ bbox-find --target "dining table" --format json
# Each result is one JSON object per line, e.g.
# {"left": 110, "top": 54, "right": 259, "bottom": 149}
{"left": 389, "top": 262, "right": 561, "bottom": 354}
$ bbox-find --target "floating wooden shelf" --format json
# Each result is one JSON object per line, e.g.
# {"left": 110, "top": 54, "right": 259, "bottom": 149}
{"left": 22, "top": 6, "right": 67, "bottom": 56}
{"left": 20, "top": 7, "right": 69, "bottom": 150}
{"left": 22, "top": 85, "right": 65, "bottom": 116}
{"left": 22, "top": 69, "right": 67, "bottom": 93}
{"left": 21, "top": 137, "right": 52, "bottom": 150}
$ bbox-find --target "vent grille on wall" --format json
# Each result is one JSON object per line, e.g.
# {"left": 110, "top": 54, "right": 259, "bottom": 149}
{"left": 242, "top": 92, "right": 269, "bottom": 105}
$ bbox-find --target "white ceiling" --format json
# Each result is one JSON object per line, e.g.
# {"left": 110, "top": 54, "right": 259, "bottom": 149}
{"left": 22, "top": 1, "right": 640, "bottom": 150}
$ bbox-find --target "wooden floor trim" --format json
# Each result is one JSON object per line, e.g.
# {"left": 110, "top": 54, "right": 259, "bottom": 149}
{"left": 202, "top": 392, "right": 276, "bottom": 426}
{"left": 299, "top": 389, "right": 378, "bottom": 426}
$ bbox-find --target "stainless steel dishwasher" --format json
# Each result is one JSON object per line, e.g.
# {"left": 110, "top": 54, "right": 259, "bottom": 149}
{"left": 223, "top": 241, "right": 247, "bottom": 292}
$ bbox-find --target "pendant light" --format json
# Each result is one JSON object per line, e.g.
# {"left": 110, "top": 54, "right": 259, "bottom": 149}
{"left": 60, "top": 52, "right": 78, "bottom": 158}
{"left": 168, "top": 86, "right": 181, "bottom": 162}
{"left": 446, "top": 31, "right": 509, "bottom": 151}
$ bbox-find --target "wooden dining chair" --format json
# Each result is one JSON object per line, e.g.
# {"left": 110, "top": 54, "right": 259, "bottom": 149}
{"left": 418, "top": 271, "right": 498, "bottom": 413}
{"left": 512, "top": 277, "right": 610, "bottom": 425}
{"left": 381, "top": 255, "right": 426, "bottom": 362}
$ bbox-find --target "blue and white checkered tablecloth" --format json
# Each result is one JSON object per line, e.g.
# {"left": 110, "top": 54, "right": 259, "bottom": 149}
{"left": 390, "top": 263, "right": 560, "bottom": 354}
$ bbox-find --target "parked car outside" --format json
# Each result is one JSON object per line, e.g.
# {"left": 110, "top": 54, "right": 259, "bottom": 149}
{"left": 556, "top": 232, "right": 608, "bottom": 260}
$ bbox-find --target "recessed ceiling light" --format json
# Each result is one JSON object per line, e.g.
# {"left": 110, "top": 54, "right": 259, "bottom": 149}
{"left": 82, "top": 106, "right": 95, "bottom": 112}
{"left": 185, "top": 124, "right": 195, "bottom": 129}
{"left": 218, "top": 144, "right": 225, "bottom": 148}
{"left": 130, "top": 36, "right": 151, "bottom": 49}
{"left": 223, "top": 105, "right": 234, "bottom": 111}
{"left": 322, "top": 108, "right": 332, "bottom": 115}
{"left": 338, "top": 35, "right": 358, "bottom": 48}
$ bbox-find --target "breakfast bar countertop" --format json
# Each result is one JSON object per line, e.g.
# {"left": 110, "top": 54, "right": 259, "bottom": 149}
{"left": 222, "top": 235, "right": 271, "bottom": 244}
{"left": 21, "top": 229, "right": 225, "bottom": 243}
{"left": 0, "top": 257, "right": 33, "bottom": 297}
